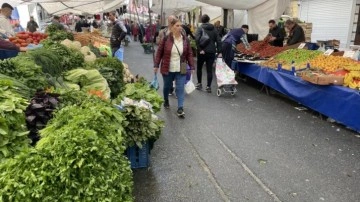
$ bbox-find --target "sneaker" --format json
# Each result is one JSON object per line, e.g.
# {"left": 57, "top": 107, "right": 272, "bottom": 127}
{"left": 164, "top": 100, "right": 170, "bottom": 109}
{"left": 206, "top": 86, "right": 211, "bottom": 93}
{"left": 169, "top": 88, "right": 174, "bottom": 96}
{"left": 177, "top": 108, "right": 185, "bottom": 117}
{"left": 195, "top": 83, "right": 202, "bottom": 90}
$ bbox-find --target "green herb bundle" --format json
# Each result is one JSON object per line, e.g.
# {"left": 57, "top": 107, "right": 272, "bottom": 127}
{"left": 118, "top": 80, "right": 164, "bottom": 113}
{"left": 0, "top": 55, "right": 47, "bottom": 93}
{"left": 121, "top": 104, "right": 164, "bottom": 148}
{"left": 0, "top": 82, "right": 30, "bottom": 161}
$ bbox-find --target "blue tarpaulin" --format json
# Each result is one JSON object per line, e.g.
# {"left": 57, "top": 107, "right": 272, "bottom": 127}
{"left": 232, "top": 61, "right": 360, "bottom": 132}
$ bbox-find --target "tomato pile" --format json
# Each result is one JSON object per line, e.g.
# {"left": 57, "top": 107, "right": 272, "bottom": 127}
{"left": 236, "top": 41, "right": 286, "bottom": 58}
{"left": 8, "top": 32, "right": 48, "bottom": 47}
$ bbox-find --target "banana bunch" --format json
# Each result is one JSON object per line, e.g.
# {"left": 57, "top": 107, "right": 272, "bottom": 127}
{"left": 344, "top": 64, "right": 360, "bottom": 71}
{"left": 344, "top": 71, "right": 360, "bottom": 89}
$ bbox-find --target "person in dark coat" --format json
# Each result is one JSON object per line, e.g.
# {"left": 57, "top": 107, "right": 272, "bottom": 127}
{"left": 221, "top": 24, "right": 249, "bottom": 68}
{"left": 195, "top": 14, "right": 222, "bottom": 93}
{"left": 182, "top": 24, "right": 195, "bottom": 39}
{"left": 108, "top": 11, "right": 127, "bottom": 56}
{"left": 268, "top": 19, "right": 285, "bottom": 47}
{"left": 214, "top": 20, "right": 226, "bottom": 38}
{"left": 285, "top": 19, "right": 305, "bottom": 46}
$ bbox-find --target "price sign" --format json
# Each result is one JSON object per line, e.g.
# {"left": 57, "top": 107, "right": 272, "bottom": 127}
{"left": 298, "top": 43, "right": 306, "bottom": 49}
{"left": 343, "top": 50, "right": 356, "bottom": 58}
{"left": 324, "top": 49, "right": 334, "bottom": 56}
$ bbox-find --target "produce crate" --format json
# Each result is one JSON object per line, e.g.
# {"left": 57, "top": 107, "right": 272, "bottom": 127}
{"left": 0, "top": 49, "right": 18, "bottom": 60}
{"left": 126, "top": 141, "right": 150, "bottom": 169}
{"left": 299, "top": 71, "right": 344, "bottom": 85}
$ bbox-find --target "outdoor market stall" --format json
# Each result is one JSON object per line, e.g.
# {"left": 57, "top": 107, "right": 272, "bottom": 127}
{"left": 232, "top": 58, "right": 360, "bottom": 132}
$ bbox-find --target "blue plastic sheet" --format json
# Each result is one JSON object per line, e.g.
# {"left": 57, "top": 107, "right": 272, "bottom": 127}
{"left": 233, "top": 61, "right": 360, "bottom": 132}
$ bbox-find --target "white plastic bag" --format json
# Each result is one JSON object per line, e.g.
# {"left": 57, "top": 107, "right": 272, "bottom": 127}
{"left": 215, "top": 58, "right": 238, "bottom": 87}
{"left": 185, "top": 75, "right": 196, "bottom": 94}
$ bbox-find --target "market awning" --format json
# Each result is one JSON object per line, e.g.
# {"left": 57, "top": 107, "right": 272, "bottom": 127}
{"left": 1, "top": 0, "right": 128, "bottom": 15}
{"left": 195, "top": 0, "right": 268, "bottom": 10}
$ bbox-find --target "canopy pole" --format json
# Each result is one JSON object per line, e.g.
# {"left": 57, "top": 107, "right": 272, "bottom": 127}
{"left": 160, "top": 0, "right": 164, "bottom": 26}
{"left": 148, "top": 0, "right": 156, "bottom": 62}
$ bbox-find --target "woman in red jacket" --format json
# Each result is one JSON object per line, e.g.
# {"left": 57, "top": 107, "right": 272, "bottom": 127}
{"left": 154, "top": 18, "right": 195, "bottom": 118}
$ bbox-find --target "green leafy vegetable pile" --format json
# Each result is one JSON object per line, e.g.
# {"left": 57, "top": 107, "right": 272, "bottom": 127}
{"left": 120, "top": 103, "right": 164, "bottom": 147}
{"left": 26, "top": 48, "right": 63, "bottom": 77}
{"left": 41, "top": 41, "right": 85, "bottom": 71}
{"left": 63, "top": 68, "right": 111, "bottom": 99}
{"left": 118, "top": 79, "right": 164, "bottom": 113}
{"left": 46, "top": 24, "right": 74, "bottom": 41}
{"left": 0, "top": 98, "right": 133, "bottom": 201}
{"left": 0, "top": 81, "right": 30, "bottom": 161}
{"left": 0, "top": 55, "right": 47, "bottom": 93}
{"left": 91, "top": 57, "right": 125, "bottom": 99}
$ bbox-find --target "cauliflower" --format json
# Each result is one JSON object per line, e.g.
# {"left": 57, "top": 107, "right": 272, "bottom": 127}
{"left": 84, "top": 51, "right": 96, "bottom": 62}
{"left": 80, "top": 46, "right": 91, "bottom": 55}
{"left": 61, "top": 39, "right": 73, "bottom": 48}
{"left": 70, "top": 41, "right": 82, "bottom": 50}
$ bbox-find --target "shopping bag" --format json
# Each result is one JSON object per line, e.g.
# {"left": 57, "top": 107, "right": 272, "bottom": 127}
{"left": 185, "top": 65, "right": 191, "bottom": 84}
{"left": 150, "top": 73, "right": 159, "bottom": 90}
{"left": 114, "top": 47, "right": 124, "bottom": 62}
{"left": 215, "top": 58, "right": 238, "bottom": 87}
{"left": 185, "top": 75, "right": 195, "bottom": 94}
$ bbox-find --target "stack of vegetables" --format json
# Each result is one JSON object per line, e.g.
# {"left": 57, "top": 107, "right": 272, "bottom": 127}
{"left": 116, "top": 77, "right": 164, "bottom": 146}
{"left": 0, "top": 34, "right": 164, "bottom": 201}
{"left": 45, "top": 24, "right": 74, "bottom": 41}
{"left": 0, "top": 95, "right": 133, "bottom": 201}
{"left": 8, "top": 32, "right": 48, "bottom": 47}
{"left": 262, "top": 49, "right": 322, "bottom": 70}
{"left": 236, "top": 41, "right": 286, "bottom": 58}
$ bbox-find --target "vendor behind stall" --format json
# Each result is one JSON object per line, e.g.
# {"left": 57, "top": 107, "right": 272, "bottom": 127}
{"left": 0, "top": 3, "right": 15, "bottom": 37}
{"left": 285, "top": 19, "right": 305, "bottom": 46}
{"left": 222, "top": 24, "right": 250, "bottom": 68}
{"left": 268, "top": 19, "right": 285, "bottom": 47}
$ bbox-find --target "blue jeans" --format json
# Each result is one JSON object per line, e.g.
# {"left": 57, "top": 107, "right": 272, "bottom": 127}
{"left": 163, "top": 72, "right": 186, "bottom": 109}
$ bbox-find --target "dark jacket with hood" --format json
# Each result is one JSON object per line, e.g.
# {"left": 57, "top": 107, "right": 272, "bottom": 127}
{"left": 195, "top": 23, "right": 222, "bottom": 54}
{"left": 287, "top": 23, "right": 305, "bottom": 45}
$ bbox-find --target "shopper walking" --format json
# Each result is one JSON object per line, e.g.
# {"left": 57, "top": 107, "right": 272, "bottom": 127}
{"left": 154, "top": 18, "right": 195, "bottom": 118}
{"left": 108, "top": 11, "right": 127, "bottom": 56}
{"left": 195, "top": 14, "right": 222, "bottom": 93}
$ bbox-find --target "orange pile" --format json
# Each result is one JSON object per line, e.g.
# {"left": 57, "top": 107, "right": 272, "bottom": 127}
{"left": 309, "top": 55, "right": 358, "bottom": 73}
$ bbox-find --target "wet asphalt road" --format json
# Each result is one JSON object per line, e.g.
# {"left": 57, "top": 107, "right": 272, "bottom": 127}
{"left": 123, "top": 41, "right": 360, "bottom": 202}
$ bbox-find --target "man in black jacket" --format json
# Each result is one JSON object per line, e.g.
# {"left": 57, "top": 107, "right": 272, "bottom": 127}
{"left": 109, "top": 11, "right": 127, "bottom": 56}
{"left": 195, "top": 14, "right": 222, "bottom": 93}
{"left": 214, "top": 21, "right": 226, "bottom": 38}
{"left": 268, "top": 19, "right": 285, "bottom": 47}
{"left": 285, "top": 19, "right": 305, "bottom": 46}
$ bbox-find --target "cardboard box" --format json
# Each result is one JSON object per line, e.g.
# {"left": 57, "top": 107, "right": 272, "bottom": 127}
{"left": 300, "top": 72, "right": 344, "bottom": 85}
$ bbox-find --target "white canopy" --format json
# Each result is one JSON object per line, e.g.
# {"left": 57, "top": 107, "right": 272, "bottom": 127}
{"left": 195, "top": 0, "right": 268, "bottom": 10}
{"left": 2, "top": 0, "right": 127, "bottom": 15}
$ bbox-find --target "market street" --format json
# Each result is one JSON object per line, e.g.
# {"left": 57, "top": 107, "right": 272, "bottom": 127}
{"left": 124, "top": 42, "right": 360, "bottom": 202}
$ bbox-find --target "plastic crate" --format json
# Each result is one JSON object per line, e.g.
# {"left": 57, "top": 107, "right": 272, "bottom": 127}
{"left": 126, "top": 141, "right": 150, "bottom": 169}
{"left": 306, "top": 42, "right": 319, "bottom": 50}
{"left": 0, "top": 49, "right": 18, "bottom": 60}
{"left": 276, "top": 63, "right": 309, "bottom": 76}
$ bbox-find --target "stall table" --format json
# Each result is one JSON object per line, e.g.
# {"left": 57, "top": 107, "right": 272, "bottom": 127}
{"left": 232, "top": 61, "right": 360, "bottom": 132}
